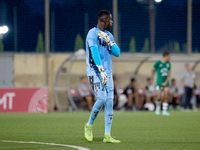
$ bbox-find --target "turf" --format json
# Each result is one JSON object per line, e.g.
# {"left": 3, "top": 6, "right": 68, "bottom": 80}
{"left": 0, "top": 111, "right": 200, "bottom": 150}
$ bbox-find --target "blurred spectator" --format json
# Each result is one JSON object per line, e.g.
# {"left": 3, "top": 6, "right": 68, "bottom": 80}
{"left": 78, "top": 76, "right": 93, "bottom": 110}
{"left": 124, "top": 78, "right": 143, "bottom": 110}
{"left": 145, "top": 78, "right": 156, "bottom": 104}
{"left": 194, "top": 85, "right": 200, "bottom": 108}
{"left": 191, "top": 84, "right": 200, "bottom": 110}
{"left": 113, "top": 75, "right": 119, "bottom": 110}
{"left": 181, "top": 64, "right": 196, "bottom": 110}
{"left": 137, "top": 86, "right": 145, "bottom": 110}
{"left": 169, "top": 79, "right": 180, "bottom": 109}
{"left": 113, "top": 75, "right": 128, "bottom": 110}
{"left": 123, "top": 78, "right": 136, "bottom": 110}
{"left": 178, "top": 86, "right": 185, "bottom": 107}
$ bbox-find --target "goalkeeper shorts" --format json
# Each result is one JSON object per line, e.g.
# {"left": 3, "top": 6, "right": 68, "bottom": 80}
{"left": 87, "top": 72, "right": 113, "bottom": 100}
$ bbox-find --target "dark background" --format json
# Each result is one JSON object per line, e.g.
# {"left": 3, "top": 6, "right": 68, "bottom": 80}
{"left": 0, "top": 0, "right": 199, "bottom": 52}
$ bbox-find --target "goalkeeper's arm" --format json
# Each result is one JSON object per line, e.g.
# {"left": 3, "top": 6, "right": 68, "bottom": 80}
{"left": 90, "top": 46, "right": 102, "bottom": 66}
{"left": 90, "top": 46, "right": 108, "bottom": 86}
{"left": 110, "top": 43, "right": 120, "bottom": 57}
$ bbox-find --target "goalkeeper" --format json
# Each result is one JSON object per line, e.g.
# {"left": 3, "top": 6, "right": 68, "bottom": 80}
{"left": 84, "top": 10, "right": 120, "bottom": 143}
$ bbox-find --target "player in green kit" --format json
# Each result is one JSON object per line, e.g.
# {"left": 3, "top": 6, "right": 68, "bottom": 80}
{"left": 152, "top": 51, "right": 171, "bottom": 116}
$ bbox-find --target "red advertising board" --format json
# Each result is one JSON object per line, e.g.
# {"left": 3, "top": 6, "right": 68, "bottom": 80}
{"left": 0, "top": 87, "right": 48, "bottom": 113}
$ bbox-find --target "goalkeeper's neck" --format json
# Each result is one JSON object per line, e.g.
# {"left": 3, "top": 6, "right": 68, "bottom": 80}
{"left": 97, "top": 23, "right": 106, "bottom": 31}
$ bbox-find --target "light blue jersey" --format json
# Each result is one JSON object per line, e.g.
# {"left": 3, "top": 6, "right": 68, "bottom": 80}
{"left": 86, "top": 27, "right": 114, "bottom": 76}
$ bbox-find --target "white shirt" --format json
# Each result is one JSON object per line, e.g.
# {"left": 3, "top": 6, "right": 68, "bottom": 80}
{"left": 78, "top": 84, "right": 91, "bottom": 97}
{"left": 181, "top": 70, "right": 195, "bottom": 88}
{"left": 195, "top": 86, "right": 200, "bottom": 95}
{"left": 169, "top": 85, "right": 178, "bottom": 94}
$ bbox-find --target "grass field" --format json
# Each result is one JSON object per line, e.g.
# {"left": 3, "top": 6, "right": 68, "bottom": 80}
{"left": 0, "top": 111, "right": 200, "bottom": 150}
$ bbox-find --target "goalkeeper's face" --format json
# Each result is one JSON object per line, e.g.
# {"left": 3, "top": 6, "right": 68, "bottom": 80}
{"left": 105, "top": 14, "right": 113, "bottom": 29}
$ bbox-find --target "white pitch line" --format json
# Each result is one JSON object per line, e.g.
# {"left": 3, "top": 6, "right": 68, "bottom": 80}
{"left": 0, "top": 140, "right": 90, "bottom": 150}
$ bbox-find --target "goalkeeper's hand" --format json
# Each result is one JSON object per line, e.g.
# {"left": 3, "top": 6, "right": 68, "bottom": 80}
{"left": 96, "top": 65, "right": 108, "bottom": 86}
{"left": 97, "top": 31, "right": 115, "bottom": 49}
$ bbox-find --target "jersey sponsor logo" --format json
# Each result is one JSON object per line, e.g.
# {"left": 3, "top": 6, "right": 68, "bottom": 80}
{"left": 160, "top": 68, "right": 168, "bottom": 76}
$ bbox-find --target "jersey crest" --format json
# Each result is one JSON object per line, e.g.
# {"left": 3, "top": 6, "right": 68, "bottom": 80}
{"left": 166, "top": 63, "right": 169, "bottom": 68}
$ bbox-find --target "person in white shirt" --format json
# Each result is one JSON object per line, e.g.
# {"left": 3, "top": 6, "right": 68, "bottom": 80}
{"left": 145, "top": 78, "right": 156, "bottom": 104}
{"left": 181, "top": 64, "right": 196, "bottom": 110}
{"left": 169, "top": 78, "right": 180, "bottom": 109}
{"left": 78, "top": 76, "right": 93, "bottom": 110}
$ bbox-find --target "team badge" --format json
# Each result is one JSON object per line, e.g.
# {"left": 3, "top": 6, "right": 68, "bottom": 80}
{"left": 159, "top": 64, "right": 163, "bottom": 67}
{"left": 166, "top": 63, "right": 169, "bottom": 68}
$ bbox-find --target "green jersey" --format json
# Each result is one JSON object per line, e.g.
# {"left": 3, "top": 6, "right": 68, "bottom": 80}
{"left": 153, "top": 60, "right": 171, "bottom": 86}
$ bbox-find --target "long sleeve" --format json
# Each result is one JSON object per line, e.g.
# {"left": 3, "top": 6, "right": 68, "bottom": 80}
{"left": 90, "top": 46, "right": 102, "bottom": 66}
{"left": 110, "top": 44, "right": 120, "bottom": 57}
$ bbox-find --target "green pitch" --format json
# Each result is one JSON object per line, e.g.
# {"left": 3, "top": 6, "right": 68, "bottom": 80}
{"left": 0, "top": 111, "right": 200, "bottom": 150}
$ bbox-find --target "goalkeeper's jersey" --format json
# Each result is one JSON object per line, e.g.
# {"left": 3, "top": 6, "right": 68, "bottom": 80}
{"left": 86, "top": 27, "right": 114, "bottom": 76}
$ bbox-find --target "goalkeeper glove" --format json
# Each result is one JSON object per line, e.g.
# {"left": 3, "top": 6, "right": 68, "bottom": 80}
{"left": 96, "top": 65, "right": 108, "bottom": 86}
{"left": 97, "top": 31, "right": 115, "bottom": 49}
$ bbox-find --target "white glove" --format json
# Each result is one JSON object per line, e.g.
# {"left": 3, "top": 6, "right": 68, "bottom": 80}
{"left": 96, "top": 65, "right": 109, "bottom": 86}
{"left": 97, "top": 31, "right": 115, "bottom": 49}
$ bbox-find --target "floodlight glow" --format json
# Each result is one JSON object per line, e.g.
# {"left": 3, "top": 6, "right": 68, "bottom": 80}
{"left": 155, "top": 0, "right": 162, "bottom": 2}
{"left": 0, "top": 26, "right": 9, "bottom": 34}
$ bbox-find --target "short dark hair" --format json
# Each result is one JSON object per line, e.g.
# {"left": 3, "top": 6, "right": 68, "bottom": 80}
{"left": 97, "top": 10, "right": 111, "bottom": 19}
{"left": 163, "top": 51, "right": 170, "bottom": 57}
{"left": 171, "top": 78, "right": 175, "bottom": 82}
{"left": 147, "top": 77, "right": 151, "bottom": 81}
{"left": 131, "top": 78, "right": 136, "bottom": 83}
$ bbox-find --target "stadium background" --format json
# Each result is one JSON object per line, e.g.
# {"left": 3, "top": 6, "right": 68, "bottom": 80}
{"left": 0, "top": 0, "right": 200, "bottom": 111}
{"left": 1, "top": 0, "right": 200, "bottom": 53}
{"left": 1, "top": 1, "right": 200, "bottom": 150}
